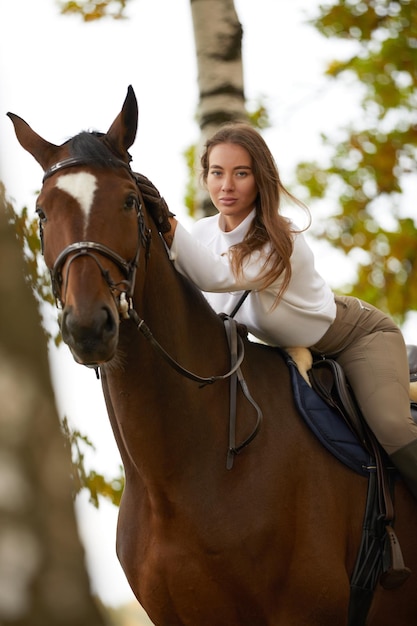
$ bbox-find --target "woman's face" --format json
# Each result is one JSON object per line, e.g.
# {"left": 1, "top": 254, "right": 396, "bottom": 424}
{"left": 206, "top": 143, "right": 258, "bottom": 231}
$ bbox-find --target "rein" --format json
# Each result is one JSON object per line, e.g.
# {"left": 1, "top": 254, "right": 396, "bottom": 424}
{"left": 42, "top": 156, "right": 263, "bottom": 466}
{"left": 129, "top": 306, "right": 263, "bottom": 469}
{"left": 128, "top": 308, "right": 245, "bottom": 386}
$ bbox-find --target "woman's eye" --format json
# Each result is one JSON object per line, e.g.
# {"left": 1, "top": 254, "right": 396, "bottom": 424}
{"left": 36, "top": 207, "right": 47, "bottom": 222}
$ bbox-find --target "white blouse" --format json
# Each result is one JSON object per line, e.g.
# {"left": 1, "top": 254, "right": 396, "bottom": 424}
{"left": 169, "top": 209, "right": 336, "bottom": 348}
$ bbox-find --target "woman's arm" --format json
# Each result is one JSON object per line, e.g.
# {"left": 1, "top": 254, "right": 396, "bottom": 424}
{"left": 164, "top": 220, "right": 268, "bottom": 293}
{"left": 136, "top": 174, "right": 271, "bottom": 293}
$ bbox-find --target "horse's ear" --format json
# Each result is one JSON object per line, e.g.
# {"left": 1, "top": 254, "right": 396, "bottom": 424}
{"left": 105, "top": 85, "right": 138, "bottom": 160}
{"left": 7, "top": 112, "right": 60, "bottom": 170}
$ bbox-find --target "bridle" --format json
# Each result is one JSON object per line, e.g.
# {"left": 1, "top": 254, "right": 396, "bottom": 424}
{"left": 41, "top": 155, "right": 263, "bottom": 467}
{"left": 42, "top": 157, "right": 151, "bottom": 315}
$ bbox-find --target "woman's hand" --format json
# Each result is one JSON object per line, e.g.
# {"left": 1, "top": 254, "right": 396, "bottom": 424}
{"left": 134, "top": 172, "right": 175, "bottom": 235}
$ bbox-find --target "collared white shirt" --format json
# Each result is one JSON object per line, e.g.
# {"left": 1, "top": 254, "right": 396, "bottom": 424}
{"left": 169, "top": 209, "right": 336, "bottom": 348}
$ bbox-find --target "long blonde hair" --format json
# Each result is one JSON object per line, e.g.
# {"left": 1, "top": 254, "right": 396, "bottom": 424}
{"left": 201, "top": 123, "right": 309, "bottom": 306}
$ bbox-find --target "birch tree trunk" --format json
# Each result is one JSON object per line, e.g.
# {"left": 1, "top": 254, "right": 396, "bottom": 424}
{"left": 190, "top": 0, "right": 248, "bottom": 215}
{"left": 0, "top": 185, "right": 109, "bottom": 626}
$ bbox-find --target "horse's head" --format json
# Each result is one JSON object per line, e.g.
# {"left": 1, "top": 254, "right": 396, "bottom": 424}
{"left": 8, "top": 86, "right": 150, "bottom": 366}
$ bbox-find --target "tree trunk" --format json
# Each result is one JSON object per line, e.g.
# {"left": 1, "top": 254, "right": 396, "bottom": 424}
{"left": 0, "top": 185, "right": 110, "bottom": 626}
{"left": 190, "top": 0, "right": 248, "bottom": 215}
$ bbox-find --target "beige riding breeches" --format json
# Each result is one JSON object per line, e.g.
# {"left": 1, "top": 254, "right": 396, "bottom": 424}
{"left": 311, "top": 295, "right": 417, "bottom": 455}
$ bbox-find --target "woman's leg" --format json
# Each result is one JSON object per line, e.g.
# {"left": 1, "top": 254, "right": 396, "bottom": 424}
{"left": 313, "top": 296, "right": 417, "bottom": 497}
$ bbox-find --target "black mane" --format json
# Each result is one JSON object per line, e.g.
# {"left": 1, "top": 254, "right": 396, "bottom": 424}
{"left": 67, "top": 131, "right": 130, "bottom": 167}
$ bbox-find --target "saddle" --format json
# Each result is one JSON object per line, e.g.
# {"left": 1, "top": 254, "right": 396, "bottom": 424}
{"left": 309, "top": 344, "right": 417, "bottom": 453}
{"left": 307, "top": 345, "right": 417, "bottom": 626}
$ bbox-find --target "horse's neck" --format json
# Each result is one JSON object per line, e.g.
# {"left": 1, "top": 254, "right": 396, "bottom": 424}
{"left": 139, "top": 242, "right": 226, "bottom": 358}
{"left": 102, "top": 239, "right": 231, "bottom": 480}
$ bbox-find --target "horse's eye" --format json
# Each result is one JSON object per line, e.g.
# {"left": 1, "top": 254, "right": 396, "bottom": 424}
{"left": 36, "top": 206, "right": 47, "bottom": 223}
{"left": 124, "top": 196, "right": 138, "bottom": 211}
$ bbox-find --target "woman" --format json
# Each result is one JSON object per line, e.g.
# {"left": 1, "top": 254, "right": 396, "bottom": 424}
{"left": 138, "top": 122, "right": 417, "bottom": 500}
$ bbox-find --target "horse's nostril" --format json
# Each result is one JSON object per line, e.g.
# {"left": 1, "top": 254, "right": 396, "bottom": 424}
{"left": 102, "top": 306, "right": 117, "bottom": 336}
{"left": 60, "top": 304, "right": 118, "bottom": 364}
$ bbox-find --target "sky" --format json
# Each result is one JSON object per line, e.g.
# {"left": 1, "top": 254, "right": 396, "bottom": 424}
{"left": 2, "top": 0, "right": 417, "bottom": 617}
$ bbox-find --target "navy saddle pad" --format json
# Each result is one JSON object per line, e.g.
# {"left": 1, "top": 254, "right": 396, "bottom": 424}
{"left": 285, "top": 356, "right": 374, "bottom": 477}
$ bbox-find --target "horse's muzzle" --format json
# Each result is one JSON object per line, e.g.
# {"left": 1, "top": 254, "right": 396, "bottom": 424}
{"left": 61, "top": 304, "right": 119, "bottom": 365}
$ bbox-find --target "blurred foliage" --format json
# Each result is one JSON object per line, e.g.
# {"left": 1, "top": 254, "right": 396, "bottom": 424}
{"left": 4, "top": 184, "right": 123, "bottom": 508}
{"left": 247, "top": 100, "right": 271, "bottom": 130}
{"left": 59, "top": 0, "right": 130, "bottom": 20}
{"left": 62, "top": 417, "right": 124, "bottom": 507}
{"left": 296, "top": 0, "right": 417, "bottom": 321}
{"left": 184, "top": 143, "right": 198, "bottom": 218}
{"left": 6, "top": 198, "right": 58, "bottom": 339}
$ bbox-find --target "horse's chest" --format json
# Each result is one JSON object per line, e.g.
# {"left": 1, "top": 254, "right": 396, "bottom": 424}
{"left": 118, "top": 510, "right": 273, "bottom": 625}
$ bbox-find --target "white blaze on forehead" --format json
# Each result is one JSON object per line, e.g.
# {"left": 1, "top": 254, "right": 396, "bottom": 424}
{"left": 55, "top": 172, "right": 98, "bottom": 226}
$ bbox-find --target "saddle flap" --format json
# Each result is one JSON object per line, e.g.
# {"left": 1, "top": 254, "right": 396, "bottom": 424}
{"left": 309, "top": 359, "right": 371, "bottom": 451}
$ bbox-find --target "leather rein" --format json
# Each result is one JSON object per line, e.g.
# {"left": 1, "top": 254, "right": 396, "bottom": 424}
{"left": 42, "top": 156, "right": 263, "bottom": 467}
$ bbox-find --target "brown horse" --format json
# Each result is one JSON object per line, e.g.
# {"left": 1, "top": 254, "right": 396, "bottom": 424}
{"left": 8, "top": 88, "right": 417, "bottom": 625}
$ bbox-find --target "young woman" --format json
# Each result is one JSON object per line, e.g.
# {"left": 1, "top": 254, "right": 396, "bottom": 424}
{"left": 138, "top": 122, "right": 417, "bottom": 499}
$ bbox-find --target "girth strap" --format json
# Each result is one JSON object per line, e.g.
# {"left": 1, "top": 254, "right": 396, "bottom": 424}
{"left": 309, "top": 358, "right": 411, "bottom": 624}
